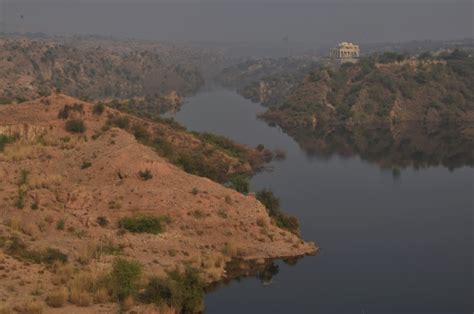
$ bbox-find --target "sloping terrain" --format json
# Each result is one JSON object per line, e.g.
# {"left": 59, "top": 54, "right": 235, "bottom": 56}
{"left": 0, "top": 36, "right": 204, "bottom": 112}
{"left": 0, "top": 95, "right": 316, "bottom": 313}
{"left": 261, "top": 51, "right": 474, "bottom": 128}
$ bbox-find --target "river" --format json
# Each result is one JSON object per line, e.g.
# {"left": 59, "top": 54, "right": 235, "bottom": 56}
{"left": 166, "top": 88, "right": 473, "bottom": 314}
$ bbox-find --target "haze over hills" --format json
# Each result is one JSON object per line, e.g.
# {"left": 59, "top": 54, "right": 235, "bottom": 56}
{"left": 0, "top": 0, "right": 472, "bottom": 312}
{"left": 3, "top": 0, "right": 472, "bottom": 44}
{"left": 217, "top": 49, "right": 474, "bottom": 126}
{"left": 0, "top": 35, "right": 209, "bottom": 114}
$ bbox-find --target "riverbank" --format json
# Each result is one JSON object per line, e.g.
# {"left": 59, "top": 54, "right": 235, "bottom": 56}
{"left": 0, "top": 94, "right": 316, "bottom": 313}
{"left": 171, "top": 88, "right": 473, "bottom": 314}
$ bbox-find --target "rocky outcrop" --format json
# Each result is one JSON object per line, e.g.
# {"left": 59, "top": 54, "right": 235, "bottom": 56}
{"left": 0, "top": 124, "right": 47, "bottom": 141}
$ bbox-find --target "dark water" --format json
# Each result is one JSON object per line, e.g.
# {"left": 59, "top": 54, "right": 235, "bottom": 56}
{"left": 167, "top": 89, "right": 473, "bottom": 314}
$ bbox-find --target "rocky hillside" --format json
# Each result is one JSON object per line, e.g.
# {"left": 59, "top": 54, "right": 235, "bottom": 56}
{"left": 215, "top": 57, "right": 317, "bottom": 107}
{"left": 261, "top": 50, "right": 474, "bottom": 128}
{"left": 0, "top": 36, "right": 204, "bottom": 112}
{"left": 0, "top": 94, "right": 316, "bottom": 313}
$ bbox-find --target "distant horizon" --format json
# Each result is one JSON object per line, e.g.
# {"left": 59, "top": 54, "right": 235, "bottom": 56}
{"left": 2, "top": 1, "right": 472, "bottom": 44}
{"left": 1, "top": 30, "right": 472, "bottom": 46}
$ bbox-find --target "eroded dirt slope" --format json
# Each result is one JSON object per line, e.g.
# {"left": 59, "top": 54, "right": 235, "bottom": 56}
{"left": 0, "top": 95, "right": 316, "bottom": 313}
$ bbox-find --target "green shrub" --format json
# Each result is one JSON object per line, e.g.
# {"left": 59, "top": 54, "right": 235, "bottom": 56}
{"left": 56, "top": 219, "right": 65, "bottom": 230}
{"left": 15, "top": 188, "right": 26, "bottom": 209}
{"left": 197, "top": 132, "right": 248, "bottom": 159}
{"left": 377, "top": 52, "right": 406, "bottom": 64}
{"left": 80, "top": 161, "right": 92, "bottom": 169}
{"left": 5, "top": 237, "right": 68, "bottom": 265}
{"left": 140, "top": 268, "right": 204, "bottom": 314}
{"left": 93, "top": 102, "right": 106, "bottom": 115}
{"left": 19, "top": 169, "right": 30, "bottom": 185}
{"left": 0, "top": 96, "right": 12, "bottom": 104}
{"left": 31, "top": 201, "right": 39, "bottom": 210}
{"left": 0, "top": 134, "right": 16, "bottom": 152}
{"left": 132, "top": 124, "right": 151, "bottom": 142}
{"left": 4, "top": 237, "right": 40, "bottom": 263}
{"left": 191, "top": 210, "right": 206, "bottom": 219}
{"left": 138, "top": 169, "right": 153, "bottom": 181}
{"left": 107, "top": 116, "right": 130, "bottom": 129}
{"left": 418, "top": 51, "right": 433, "bottom": 60}
{"left": 96, "top": 216, "right": 109, "bottom": 227}
{"left": 308, "top": 70, "right": 323, "bottom": 82}
{"left": 175, "top": 152, "right": 228, "bottom": 183}
{"left": 256, "top": 189, "right": 300, "bottom": 235}
{"left": 109, "top": 258, "right": 142, "bottom": 300}
{"left": 119, "top": 215, "right": 169, "bottom": 234}
{"left": 58, "top": 103, "right": 84, "bottom": 119}
{"left": 229, "top": 175, "right": 250, "bottom": 194}
{"left": 43, "top": 248, "right": 68, "bottom": 264}
{"left": 65, "top": 119, "right": 86, "bottom": 133}
{"left": 14, "top": 175, "right": 29, "bottom": 209}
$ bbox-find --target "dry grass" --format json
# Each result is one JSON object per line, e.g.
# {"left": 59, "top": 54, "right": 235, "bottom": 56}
{"left": 77, "top": 237, "right": 121, "bottom": 265}
{"left": 14, "top": 300, "right": 44, "bottom": 314}
{"left": 69, "top": 272, "right": 97, "bottom": 293}
{"left": 93, "top": 287, "right": 109, "bottom": 304}
{"left": 28, "top": 174, "right": 63, "bottom": 190}
{"left": 51, "top": 263, "right": 75, "bottom": 286}
{"left": 69, "top": 288, "right": 93, "bottom": 307}
{"left": 77, "top": 242, "right": 100, "bottom": 265}
{"left": 0, "top": 306, "right": 13, "bottom": 314}
{"left": 4, "top": 215, "right": 38, "bottom": 237}
{"left": 4, "top": 216, "right": 22, "bottom": 231}
{"left": 0, "top": 142, "right": 46, "bottom": 162}
{"left": 121, "top": 296, "right": 135, "bottom": 311}
{"left": 68, "top": 270, "right": 109, "bottom": 306}
{"left": 201, "top": 252, "right": 224, "bottom": 269}
{"left": 221, "top": 242, "right": 246, "bottom": 257}
{"left": 39, "top": 134, "right": 82, "bottom": 150}
{"left": 256, "top": 217, "right": 267, "bottom": 228}
{"left": 45, "top": 287, "right": 68, "bottom": 308}
{"left": 21, "top": 222, "right": 38, "bottom": 237}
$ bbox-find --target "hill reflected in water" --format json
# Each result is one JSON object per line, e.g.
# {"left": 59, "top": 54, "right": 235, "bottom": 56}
{"left": 276, "top": 123, "right": 474, "bottom": 172}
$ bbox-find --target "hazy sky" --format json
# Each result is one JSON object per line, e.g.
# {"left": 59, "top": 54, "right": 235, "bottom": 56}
{"left": 2, "top": 0, "right": 473, "bottom": 44}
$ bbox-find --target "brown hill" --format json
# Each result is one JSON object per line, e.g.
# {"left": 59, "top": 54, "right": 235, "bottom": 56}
{"left": 0, "top": 37, "right": 204, "bottom": 112}
{"left": 0, "top": 94, "right": 316, "bottom": 313}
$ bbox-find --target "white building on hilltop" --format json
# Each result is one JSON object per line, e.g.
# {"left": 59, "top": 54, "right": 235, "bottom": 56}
{"left": 330, "top": 42, "right": 360, "bottom": 64}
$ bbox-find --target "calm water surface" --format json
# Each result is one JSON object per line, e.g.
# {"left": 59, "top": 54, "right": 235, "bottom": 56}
{"left": 167, "top": 89, "right": 473, "bottom": 314}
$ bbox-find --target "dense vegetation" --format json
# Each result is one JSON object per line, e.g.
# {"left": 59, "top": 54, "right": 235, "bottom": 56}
{"left": 108, "top": 258, "right": 143, "bottom": 301}
{"left": 140, "top": 268, "right": 205, "bottom": 313}
{"left": 0, "top": 134, "right": 16, "bottom": 152}
{"left": 119, "top": 215, "right": 170, "bottom": 234}
{"left": 256, "top": 189, "right": 300, "bottom": 235}
{"left": 103, "top": 109, "right": 272, "bottom": 184}
{"left": 65, "top": 119, "right": 86, "bottom": 133}
{"left": 106, "top": 258, "right": 205, "bottom": 312}
{"left": 1, "top": 236, "right": 68, "bottom": 265}
{"left": 262, "top": 50, "right": 474, "bottom": 128}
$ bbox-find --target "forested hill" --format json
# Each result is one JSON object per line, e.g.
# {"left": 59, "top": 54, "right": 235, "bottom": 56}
{"left": 0, "top": 36, "right": 205, "bottom": 111}
{"left": 261, "top": 50, "right": 474, "bottom": 128}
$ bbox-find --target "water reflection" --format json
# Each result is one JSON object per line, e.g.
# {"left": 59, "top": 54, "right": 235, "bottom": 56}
{"left": 171, "top": 90, "right": 473, "bottom": 313}
{"left": 207, "top": 256, "right": 305, "bottom": 292}
{"left": 275, "top": 123, "right": 474, "bottom": 172}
